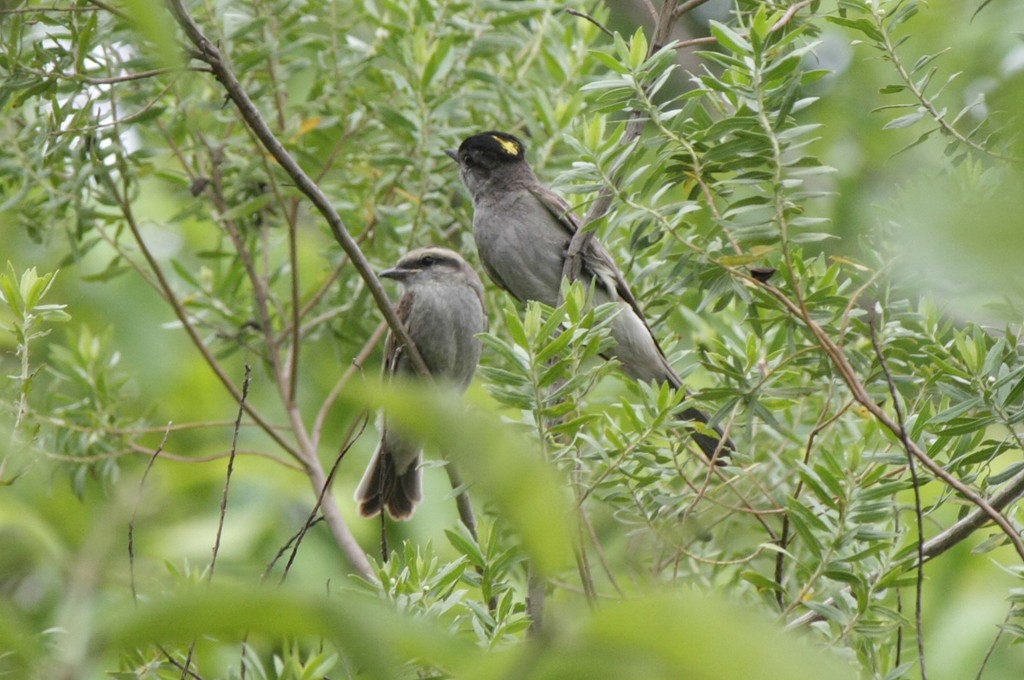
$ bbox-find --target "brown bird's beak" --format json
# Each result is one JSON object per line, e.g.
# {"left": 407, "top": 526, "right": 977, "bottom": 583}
{"left": 444, "top": 148, "right": 459, "bottom": 161}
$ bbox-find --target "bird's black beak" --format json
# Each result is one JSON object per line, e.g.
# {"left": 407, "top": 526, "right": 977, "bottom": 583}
{"left": 379, "top": 266, "right": 408, "bottom": 281}
{"left": 444, "top": 148, "right": 458, "bottom": 162}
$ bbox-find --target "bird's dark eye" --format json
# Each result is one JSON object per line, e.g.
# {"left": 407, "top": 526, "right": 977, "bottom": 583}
{"left": 420, "top": 255, "right": 436, "bottom": 267}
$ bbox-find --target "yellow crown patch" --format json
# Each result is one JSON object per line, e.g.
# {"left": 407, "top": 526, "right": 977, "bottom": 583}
{"left": 492, "top": 135, "right": 520, "bottom": 156}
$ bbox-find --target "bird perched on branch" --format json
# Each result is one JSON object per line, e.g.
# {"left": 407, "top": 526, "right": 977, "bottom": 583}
{"left": 447, "top": 131, "right": 733, "bottom": 462}
{"left": 355, "top": 247, "right": 488, "bottom": 519}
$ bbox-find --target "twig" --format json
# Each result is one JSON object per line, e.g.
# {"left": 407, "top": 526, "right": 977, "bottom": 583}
{"left": 673, "top": 0, "right": 714, "bottom": 19}
{"left": 565, "top": 8, "right": 613, "bottom": 37}
{"left": 55, "top": 81, "right": 176, "bottom": 135}
{"left": 770, "top": 0, "right": 813, "bottom": 33}
{"left": 267, "top": 412, "right": 370, "bottom": 583}
{"left": 975, "top": 607, "right": 1012, "bottom": 680}
{"left": 0, "top": 5, "right": 102, "bottom": 14}
{"left": 673, "top": 36, "right": 718, "bottom": 49}
{"left": 445, "top": 463, "right": 479, "bottom": 542}
{"left": 26, "top": 65, "right": 212, "bottom": 85}
{"left": 127, "top": 444, "right": 300, "bottom": 469}
{"left": 128, "top": 422, "right": 173, "bottom": 603}
{"left": 573, "top": 501, "right": 599, "bottom": 605}
{"left": 869, "top": 313, "right": 927, "bottom": 678}
{"left": 580, "top": 505, "right": 623, "bottom": 596}
{"left": 209, "top": 364, "right": 250, "bottom": 580}
{"left": 157, "top": 645, "right": 204, "bottom": 680}
{"left": 312, "top": 320, "right": 387, "bottom": 450}
{"left": 774, "top": 396, "right": 851, "bottom": 610}
{"left": 286, "top": 186, "right": 301, "bottom": 403}
{"left": 84, "top": 0, "right": 129, "bottom": 20}
{"left": 302, "top": 443, "right": 375, "bottom": 579}
{"left": 262, "top": 516, "right": 325, "bottom": 580}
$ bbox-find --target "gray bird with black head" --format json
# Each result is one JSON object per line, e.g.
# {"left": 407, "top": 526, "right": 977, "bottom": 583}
{"left": 447, "top": 131, "right": 733, "bottom": 462}
{"left": 355, "top": 246, "right": 488, "bottom": 520}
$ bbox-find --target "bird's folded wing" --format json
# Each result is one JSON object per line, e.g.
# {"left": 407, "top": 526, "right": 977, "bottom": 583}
{"left": 385, "top": 293, "right": 414, "bottom": 376}
{"left": 527, "top": 184, "right": 666, "bottom": 345}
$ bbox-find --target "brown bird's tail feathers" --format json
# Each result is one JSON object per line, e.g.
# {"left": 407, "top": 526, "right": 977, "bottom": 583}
{"left": 678, "top": 406, "right": 734, "bottom": 465}
{"left": 355, "top": 451, "right": 422, "bottom": 520}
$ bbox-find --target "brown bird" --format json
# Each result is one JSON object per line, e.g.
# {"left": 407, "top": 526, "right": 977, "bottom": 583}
{"left": 355, "top": 247, "right": 488, "bottom": 519}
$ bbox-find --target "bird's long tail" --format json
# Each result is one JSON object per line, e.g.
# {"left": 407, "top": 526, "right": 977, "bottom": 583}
{"left": 677, "top": 405, "right": 733, "bottom": 465}
{"left": 355, "top": 450, "right": 422, "bottom": 520}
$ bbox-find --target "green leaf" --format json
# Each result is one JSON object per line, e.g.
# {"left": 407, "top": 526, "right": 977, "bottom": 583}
{"left": 709, "top": 21, "right": 753, "bottom": 56}
{"left": 421, "top": 37, "right": 456, "bottom": 88}
{"left": 929, "top": 397, "right": 982, "bottom": 424}
{"left": 824, "top": 16, "right": 884, "bottom": 42}
{"left": 883, "top": 110, "right": 925, "bottom": 129}
{"left": 590, "top": 50, "right": 629, "bottom": 75}
{"left": 628, "top": 27, "right": 648, "bottom": 68}
{"left": 218, "top": 193, "right": 273, "bottom": 222}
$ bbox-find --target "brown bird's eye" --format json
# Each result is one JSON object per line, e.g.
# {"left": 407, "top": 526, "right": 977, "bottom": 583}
{"left": 420, "top": 255, "right": 436, "bottom": 267}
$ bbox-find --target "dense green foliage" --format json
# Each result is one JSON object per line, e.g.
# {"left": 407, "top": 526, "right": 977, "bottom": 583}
{"left": 2, "top": 0, "right": 1024, "bottom": 678}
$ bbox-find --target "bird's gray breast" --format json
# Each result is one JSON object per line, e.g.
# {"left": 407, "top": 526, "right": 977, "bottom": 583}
{"left": 404, "top": 282, "right": 484, "bottom": 388}
{"left": 472, "top": 190, "right": 568, "bottom": 307}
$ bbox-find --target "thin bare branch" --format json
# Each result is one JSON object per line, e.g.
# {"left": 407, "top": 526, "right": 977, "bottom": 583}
{"left": 0, "top": 5, "right": 102, "bottom": 14}
{"left": 209, "top": 365, "right": 250, "bottom": 581}
{"left": 267, "top": 412, "right": 371, "bottom": 583}
{"left": 128, "top": 422, "right": 173, "bottom": 603}
{"left": 84, "top": 0, "right": 129, "bottom": 20}
{"left": 565, "top": 8, "right": 613, "bottom": 37}
{"left": 26, "top": 65, "right": 212, "bottom": 85}
{"left": 674, "top": 36, "right": 718, "bottom": 49}
{"left": 312, "top": 320, "right": 387, "bottom": 450}
{"left": 673, "top": 0, "right": 714, "bottom": 19}
{"left": 870, "top": 315, "right": 927, "bottom": 678}
{"left": 445, "top": 463, "right": 479, "bottom": 542}
{"left": 770, "top": 0, "right": 814, "bottom": 33}
{"left": 55, "top": 81, "right": 176, "bottom": 135}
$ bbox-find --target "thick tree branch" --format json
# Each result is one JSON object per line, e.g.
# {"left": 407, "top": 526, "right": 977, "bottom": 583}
{"left": 165, "top": 0, "right": 430, "bottom": 380}
{"left": 162, "top": 0, "right": 410, "bottom": 580}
